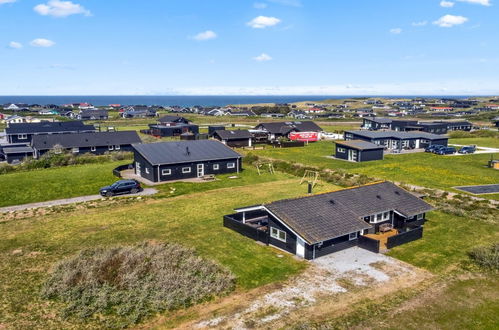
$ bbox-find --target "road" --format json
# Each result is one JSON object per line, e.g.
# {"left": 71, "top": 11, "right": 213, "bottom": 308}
{"left": 0, "top": 188, "right": 158, "bottom": 213}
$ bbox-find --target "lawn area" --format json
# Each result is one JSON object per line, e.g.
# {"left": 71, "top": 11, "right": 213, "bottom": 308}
{"left": 0, "top": 178, "right": 339, "bottom": 328}
{"left": 247, "top": 141, "right": 499, "bottom": 193}
{"left": 449, "top": 137, "right": 499, "bottom": 148}
{"left": 0, "top": 161, "right": 128, "bottom": 207}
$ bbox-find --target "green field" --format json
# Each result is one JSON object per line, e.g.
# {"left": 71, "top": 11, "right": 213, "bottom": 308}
{"left": 0, "top": 177, "right": 341, "bottom": 328}
{"left": 449, "top": 137, "right": 499, "bottom": 148}
{"left": 0, "top": 161, "right": 127, "bottom": 207}
{"left": 247, "top": 141, "right": 499, "bottom": 193}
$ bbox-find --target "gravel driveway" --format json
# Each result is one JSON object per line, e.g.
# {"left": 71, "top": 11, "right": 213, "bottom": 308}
{"left": 0, "top": 188, "right": 158, "bottom": 213}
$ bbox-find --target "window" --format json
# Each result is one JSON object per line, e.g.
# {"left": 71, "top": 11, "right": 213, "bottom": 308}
{"left": 337, "top": 147, "right": 346, "bottom": 153}
{"left": 370, "top": 212, "right": 390, "bottom": 223}
{"left": 162, "top": 169, "right": 171, "bottom": 176}
{"left": 349, "top": 232, "right": 358, "bottom": 240}
{"left": 416, "top": 213, "right": 424, "bottom": 220}
{"left": 72, "top": 147, "right": 79, "bottom": 153}
{"left": 182, "top": 167, "right": 191, "bottom": 174}
{"left": 227, "top": 162, "right": 235, "bottom": 169}
{"left": 115, "top": 145, "right": 121, "bottom": 150}
{"left": 213, "top": 164, "right": 220, "bottom": 170}
{"left": 145, "top": 168, "right": 149, "bottom": 174}
{"left": 18, "top": 134, "right": 27, "bottom": 140}
{"left": 108, "top": 145, "right": 114, "bottom": 151}
{"left": 90, "top": 146, "right": 96, "bottom": 152}
{"left": 270, "top": 227, "right": 286, "bottom": 242}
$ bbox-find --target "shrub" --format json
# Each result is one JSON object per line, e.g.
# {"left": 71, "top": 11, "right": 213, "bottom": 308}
{"left": 468, "top": 243, "right": 499, "bottom": 271}
{"left": 41, "top": 242, "right": 235, "bottom": 327}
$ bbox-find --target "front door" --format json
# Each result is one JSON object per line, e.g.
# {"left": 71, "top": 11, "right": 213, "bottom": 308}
{"left": 296, "top": 237, "right": 305, "bottom": 258}
{"left": 197, "top": 163, "right": 204, "bottom": 177}
{"left": 135, "top": 162, "right": 141, "bottom": 176}
{"left": 348, "top": 149, "right": 358, "bottom": 162}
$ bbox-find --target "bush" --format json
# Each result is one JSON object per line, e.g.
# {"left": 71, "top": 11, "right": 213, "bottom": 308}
{"left": 41, "top": 242, "right": 235, "bottom": 327}
{"left": 468, "top": 243, "right": 499, "bottom": 271}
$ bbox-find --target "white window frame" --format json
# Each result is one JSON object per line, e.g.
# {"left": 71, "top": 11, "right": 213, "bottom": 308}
{"left": 370, "top": 211, "right": 390, "bottom": 223}
{"left": 162, "top": 169, "right": 171, "bottom": 176}
{"left": 182, "top": 167, "right": 191, "bottom": 174}
{"left": 145, "top": 168, "right": 150, "bottom": 174}
{"left": 227, "top": 162, "right": 235, "bottom": 169}
{"left": 337, "top": 147, "right": 346, "bottom": 153}
{"left": 108, "top": 145, "right": 114, "bottom": 151}
{"left": 72, "top": 147, "right": 79, "bottom": 153}
{"left": 270, "top": 227, "right": 286, "bottom": 242}
{"left": 416, "top": 213, "right": 424, "bottom": 220}
{"left": 115, "top": 145, "right": 121, "bottom": 150}
{"left": 349, "top": 232, "right": 358, "bottom": 240}
{"left": 213, "top": 164, "right": 220, "bottom": 170}
{"left": 90, "top": 146, "right": 96, "bottom": 152}
{"left": 18, "top": 134, "right": 27, "bottom": 140}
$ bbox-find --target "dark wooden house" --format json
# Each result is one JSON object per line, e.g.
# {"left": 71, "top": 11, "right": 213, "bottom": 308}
{"left": 1, "top": 145, "right": 34, "bottom": 164}
{"left": 148, "top": 123, "right": 199, "bottom": 137}
{"left": 212, "top": 130, "right": 252, "bottom": 147}
{"left": 224, "top": 182, "right": 432, "bottom": 259}
{"left": 157, "top": 115, "right": 191, "bottom": 125}
{"left": 31, "top": 131, "right": 141, "bottom": 158}
{"left": 335, "top": 140, "right": 384, "bottom": 162}
{"left": 254, "top": 121, "right": 323, "bottom": 141}
{"left": 5, "top": 121, "right": 96, "bottom": 144}
{"left": 132, "top": 140, "right": 243, "bottom": 183}
{"left": 344, "top": 130, "right": 448, "bottom": 150}
{"left": 78, "top": 109, "right": 109, "bottom": 120}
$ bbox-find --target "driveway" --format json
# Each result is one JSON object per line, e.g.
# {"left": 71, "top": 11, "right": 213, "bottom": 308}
{"left": 191, "top": 247, "right": 427, "bottom": 329}
{"left": 0, "top": 188, "right": 158, "bottom": 213}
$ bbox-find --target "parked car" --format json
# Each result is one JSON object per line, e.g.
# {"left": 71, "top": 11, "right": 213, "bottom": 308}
{"left": 437, "top": 147, "right": 456, "bottom": 155}
{"left": 425, "top": 144, "right": 443, "bottom": 153}
{"left": 458, "top": 145, "right": 476, "bottom": 154}
{"left": 100, "top": 179, "right": 143, "bottom": 197}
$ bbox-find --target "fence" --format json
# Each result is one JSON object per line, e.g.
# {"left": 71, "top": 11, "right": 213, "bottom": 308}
{"left": 223, "top": 215, "right": 268, "bottom": 244}
{"left": 358, "top": 235, "right": 381, "bottom": 253}
{"left": 386, "top": 226, "right": 423, "bottom": 249}
{"left": 113, "top": 163, "right": 134, "bottom": 178}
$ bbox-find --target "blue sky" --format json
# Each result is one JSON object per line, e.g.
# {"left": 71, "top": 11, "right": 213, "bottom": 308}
{"left": 1, "top": 0, "right": 498, "bottom": 95}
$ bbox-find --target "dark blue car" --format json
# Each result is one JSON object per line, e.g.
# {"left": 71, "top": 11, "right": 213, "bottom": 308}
{"left": 437, "top": 147, "right": 456, "bottom": 155}
{"left": 100, "top": 179, "right": 143, "bottom": 197}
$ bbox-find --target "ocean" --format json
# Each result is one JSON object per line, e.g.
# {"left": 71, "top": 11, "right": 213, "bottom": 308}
{"left": 0, "top": 95, "right": 479, "bottom": 107}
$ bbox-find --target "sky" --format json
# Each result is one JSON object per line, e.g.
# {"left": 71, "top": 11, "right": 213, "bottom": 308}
{"left": 1, "top": 0, "right": 498, "bottom": 95}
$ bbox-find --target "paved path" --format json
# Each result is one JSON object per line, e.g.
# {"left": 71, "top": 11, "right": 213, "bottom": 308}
{"left": 0, "top": 188, "right": 158, "bottom": 213}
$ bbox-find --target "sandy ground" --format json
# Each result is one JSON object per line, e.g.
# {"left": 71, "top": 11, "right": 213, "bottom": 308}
{"left": 159, "top": 247, "right": 430, "bottom": 330}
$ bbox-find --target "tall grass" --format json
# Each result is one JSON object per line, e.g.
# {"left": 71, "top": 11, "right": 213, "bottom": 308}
{"left": 41, "top": 241, "right": 235, "bottom": 328}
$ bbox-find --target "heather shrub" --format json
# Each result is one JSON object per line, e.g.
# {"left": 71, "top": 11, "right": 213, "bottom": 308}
{"left": 41, "top": 242, "right": 235, "bottom": 327}
{"left": 468, "top": 243, "right": 499, "bottom": 271}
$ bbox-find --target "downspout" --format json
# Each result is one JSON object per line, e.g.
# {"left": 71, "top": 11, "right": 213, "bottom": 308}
{"left": 156, "top": 165, "right": 160, "bottom": 182}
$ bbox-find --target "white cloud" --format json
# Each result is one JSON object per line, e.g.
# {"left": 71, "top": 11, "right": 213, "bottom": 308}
{"left": 0, "top": 0, "right": 17, "bottom": 4}
{"left": 247, "top": 16, "right": 281, "bottom": 29}
{"left": 192, "top": 30, "right": 217, "bottom": 41}
{"left": 30, "top": 38, "right": 56, "bottom": 47}
{"left": 433, "top": 15, "right": 468, "bottom": 27}
{"left": 457, "top": 0, "right": 491, "bottom": 6}
{"left": 412, "top": 21, "right": 428, "bottom": 26}
{"left": 390, "top": 28, "right": 402, "bottom": 34}
{"left": 253, "top": 53, "right": 272, "bottom": 61}
{"left": 34, "top": 0, "right": 91, "bottom": 17}
{"left": 440, "top": 1, "right": 455, "bottom": 7}
{"left": 253, "top": 2, "right": 267, "bottom": 9}
{"left": 8, "top": 41, "right": 22, "bottom": 49}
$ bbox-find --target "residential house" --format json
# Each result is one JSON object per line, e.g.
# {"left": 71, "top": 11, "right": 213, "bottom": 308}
{"left": 157, "top": 115, "right": 191, "bottom": 125}
{"left": 213, "top": 130, "right": 252, "bottom": 147}
{"left": 78, "top": 109, "right": 109, "bottom": 120}
{"left": 344, "top": 130, "right": 448, "bottom": 150}
{"left": 335, "top": 140, "right": 384, "bottom": 162}
{"left": 361, "top": 117, "right": 392, "bottom": 130}
{"left": 5, "top": 121, "right": 97, "bottom": 144}
{"left": 0, "top": 145, "right": 34, "bottom": 164}
{"left": 132, "top": 140, "right": 243, "bottom": 183}
{"left": 227, "top": 110, "right": 256, "bottom": 117}
{"left": 224, "top": 181, "right": 432, "bottom": 259}
{"left": 254, "top": 121, "right": 323, "bottom": 141}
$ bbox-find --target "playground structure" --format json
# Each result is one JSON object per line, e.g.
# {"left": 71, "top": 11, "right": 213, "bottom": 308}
{"left": 300, "top": 170, "right": 320, "bottom": 188}
{"left": 255, "top": 162, "right": 275, "bottom": 175}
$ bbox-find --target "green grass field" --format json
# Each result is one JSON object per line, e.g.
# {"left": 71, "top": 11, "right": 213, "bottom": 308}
{"left": 0, "top": 177, "right": 339, "bottom": 328}
{"left": 247, "top": 141, "right": 499, "bottom": 193}
{"left": 0, "top": 161, "right": 128, "bottom": 207}
{"left": 449, "top": 137, "right": 499, "bottom": 148}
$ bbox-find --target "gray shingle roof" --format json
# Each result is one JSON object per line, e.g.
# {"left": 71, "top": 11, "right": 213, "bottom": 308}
{"left": 5, "top": 121, "right": 96, "bottom": 134}
{"left": 133, "top": 140, "right": 242, "bottom": 165}
{"left": 336, "top": 140, "right": 384, "bottom": 150}
{"left": 214, "top": 130, "right": 252, "bottom": 140}
{"left": 31, "top": 131, "right": 141, "bottom": 150}
{"left": 365, "top": 117, "right": 393, "bottom": 124}
{"left": 3, "top": 146, "right": 34, "bottom": 154}
{"left": 264, "top": 181, "right": 433, "bottom": 244}
{"left": 346, "top": 130, "right": 446, "bottom": 140}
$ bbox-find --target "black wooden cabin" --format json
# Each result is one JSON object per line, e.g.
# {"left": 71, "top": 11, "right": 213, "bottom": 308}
{"left": 335, "top": 140, "right": 384, "bottom": 162}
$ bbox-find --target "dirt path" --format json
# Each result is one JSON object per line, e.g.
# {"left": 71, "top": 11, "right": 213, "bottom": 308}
{"left": 0, "top": 188, "right": 158, "bottom": 213}
{"left": 147, "top": 247, "right": 431, "bottom": 329}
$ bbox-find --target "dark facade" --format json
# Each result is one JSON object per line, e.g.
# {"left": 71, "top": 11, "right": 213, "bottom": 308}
{"left": 132, "top": 140, "right": 243, "bottom": 183}
{"left": 78, "top": 110, "right": 109, "bottom": 120}
{"left": 148, "top": 124, "right": 199, "bottom": 137}
{"left": 208, "top": 125, "right": 226, "bottom": 136}
{"left": 2, "top": 146, "right": 34, "bottom": 164}
{"left": 5, "top": 121, "right": 96, "bottom": 144}
{"left": 212, "top": 130, "right": 252, "bottom": 148}
{"left": 335, "top": 140, "right": 384, "bottom": 162}
{"left": 345, "top": 130, "right": 448, "bottom": 150}
{"left": 362, "top": 117, "right": 471, "bottom": 135}
{"left": 362, "top": 117, "right": 392, "bottom": 130}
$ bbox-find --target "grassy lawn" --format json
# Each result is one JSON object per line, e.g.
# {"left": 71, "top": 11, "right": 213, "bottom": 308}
{"left": 449, "top": 137, "right": 499, "bottom": 148}
{"left": 0, "top": 178, "right": 339, "bottom": 328}
{"left": 247, "top": 141, "right": 499, "bottom": 193}
{"left": 0, "top": 161, "right": 128, "bottom": 207}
